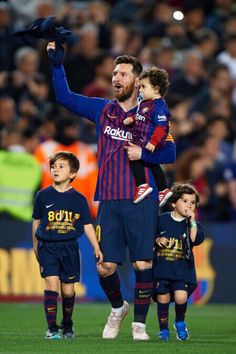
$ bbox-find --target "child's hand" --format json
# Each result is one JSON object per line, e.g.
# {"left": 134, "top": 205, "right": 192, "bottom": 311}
{"left": 156, "top": 236, "right": 169, "bottom": 248}
{"left": 145, "top": 142, "right": 155, "bottom": 152}
{"left": 123, "top": 117, "right": 134, "bottom": 125}
{"left": 185, "top": 209, "right": 196, "bottom": 222}
{"left": 94, "top": 248, "right": 104, "bottom": 265}
{"left": 33, "top": 242, "right": 39, "bottom": 262}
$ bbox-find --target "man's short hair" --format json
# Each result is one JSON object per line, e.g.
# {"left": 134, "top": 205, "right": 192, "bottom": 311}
{"left": 114, "top": 55, "right": 143, "bottom": 76}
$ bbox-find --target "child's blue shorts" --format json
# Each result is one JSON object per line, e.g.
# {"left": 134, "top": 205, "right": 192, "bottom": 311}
{"left": 37, "top": 239, "right": 80, "bottom": 283}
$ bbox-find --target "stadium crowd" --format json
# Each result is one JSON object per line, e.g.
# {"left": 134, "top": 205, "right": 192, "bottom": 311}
{"left": 0, "top": 0, "right": 236, "bottom": 222}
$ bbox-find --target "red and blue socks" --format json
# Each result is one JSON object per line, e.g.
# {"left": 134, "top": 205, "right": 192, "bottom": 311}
{"left": 99, "top": 271, "right": 124, "bottom": 308}
{"left": 62, "top": 293, "right": 75, "bottom": 325}
{"left": 157, "top": 302, "right": 170, "bottom": 330}
{"left": 134, "top": 269, "right": 153, "bottom": 323}
{"left": 44, "top": 290, "right": 58, "bottom": 329}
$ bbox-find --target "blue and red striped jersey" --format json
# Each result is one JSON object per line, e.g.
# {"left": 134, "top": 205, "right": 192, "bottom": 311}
{"left": 52, "top": 66, "right": 176, "bottom": 201}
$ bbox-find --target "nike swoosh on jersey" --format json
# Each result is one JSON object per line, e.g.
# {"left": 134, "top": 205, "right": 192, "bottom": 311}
{"left": 68, "top": 276, "right": 76, "bottom": 280}
{"left": 107, "top": 114, "right": 117, "bottom": 119}
{"left": 46, "top": 204, "right": 54, "bottom": 208}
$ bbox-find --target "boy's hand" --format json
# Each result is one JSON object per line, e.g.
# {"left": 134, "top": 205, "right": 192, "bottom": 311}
{"left": 94, "top": 248, "right": 103, "bottom": 265}
{"left": 145, "top": 142, "right": 155, "bottom": 152}
{"left": 123, "top": 117, "right": 135, "bottom": 125}
{"left": 33, "top": 244, "right": 39, "bottom": 262}
{"left": 156, "top": 236, "right": 169, "bottom": 248}
{"left": 47, "top": 41, "right": 64, "bottom": 66}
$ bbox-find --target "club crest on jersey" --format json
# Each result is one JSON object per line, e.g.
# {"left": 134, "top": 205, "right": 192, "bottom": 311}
{"left": 104, "top": 125, "right": 132, "bottom": 141}
{"left": 142, "top": 107, "right": 149, "bottom": 113}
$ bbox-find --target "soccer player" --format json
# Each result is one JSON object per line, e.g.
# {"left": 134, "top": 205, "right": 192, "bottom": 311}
{"left": 123, "top": 66, "right": 173, "bottom": 205}
{"left": 153, "top": 183, "right": 205, "bottom": 341}
{"left": 32, "top": 151, "right": 103, "bottom": 339}
{"left": 47, "top": 42, "right": 176, "bottom": 340}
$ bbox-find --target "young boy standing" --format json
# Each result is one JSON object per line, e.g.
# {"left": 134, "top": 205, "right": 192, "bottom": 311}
{"left": 123, "top": 67, "right": 174, "bottom": 206}
{"left": 153, "top": 183, "right": 204, "bottom": 341}
{"left": 32, "top": 151, "right": 103, "bottom": 339}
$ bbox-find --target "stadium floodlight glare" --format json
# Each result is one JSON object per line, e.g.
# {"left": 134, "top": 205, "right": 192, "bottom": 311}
{"left": 173, "top": 11, "right": 184, "bottom": 21}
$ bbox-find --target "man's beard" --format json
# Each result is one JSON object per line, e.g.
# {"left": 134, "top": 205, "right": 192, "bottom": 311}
{"left": 113, "top": 83, "right": 135, "bottom": 102}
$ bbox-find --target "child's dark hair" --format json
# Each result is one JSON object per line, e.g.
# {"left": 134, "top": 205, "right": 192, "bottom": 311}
{"left": 169, "top": 182, "right": 200, "bottom": 206}
{"left": 114, "top": 55, "right": 143, "bottom": 76}
{"left": 49, "top": 151, "right": 80, "bottom": 182}
{"left": 139, "top": 66, "right": 170, "bottom": 97}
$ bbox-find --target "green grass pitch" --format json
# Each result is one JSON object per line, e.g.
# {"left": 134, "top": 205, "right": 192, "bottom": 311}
{"left": 0, "top": 303, "right": 235, "bottom": 354}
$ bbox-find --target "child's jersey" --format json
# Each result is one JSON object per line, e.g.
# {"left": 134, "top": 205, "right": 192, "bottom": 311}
{"left": 132, "top": 98, "right": 172, "bottom": 149}
{"left": 153, "top": 212, "right": 205, "bottom": 286}
{"left": 52, "top": 66, "right": 176, "bottom": 201}
{"left": 32, "top": 186, "right": 92, "bottom": 241}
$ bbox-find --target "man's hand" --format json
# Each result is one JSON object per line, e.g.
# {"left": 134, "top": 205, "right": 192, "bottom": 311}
{"left": 124, "top": 142, "right": 142, "bottom": 160}
{"left": 47, "top": 41, "right": 64, "bottom": 66}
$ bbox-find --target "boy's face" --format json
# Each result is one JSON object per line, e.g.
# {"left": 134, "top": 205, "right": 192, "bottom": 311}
{"left": 139, "top": 77, "right": 158, "bottom": 100}
{"left": 50, "top": 158, "right": 75, "bottom": 184}
{"left": 171, "top": 193, "right": 197, "bottom": 218}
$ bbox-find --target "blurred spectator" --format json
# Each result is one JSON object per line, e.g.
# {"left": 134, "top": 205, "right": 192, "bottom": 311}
{"left": 34, "top": 117, "right": 98, "bottom": 219}
{"left": 194, "top": 28, "right": 219, "bottom": 70}
{"left": 223, "top": 162, "right": 236, "bottom": 218}
{"left": 206, "top": 0, "right": 235, "bottom": 42}
{"left": 0, "top": 95, "right": 17, "bottom": 130}
{"left": 88, "top": 0, "right": 111, "bottom": 49}
{"left": 0, "top": 125, "right": 41, "bottom": 248}
{"left": 175, "top": 147, "right": 210, "bottom": 212}
{"left": 217, "top": 33, "right": 236, "bottom": 104}
{"left": 64, "top": 23, "right": 99, "bottom": 92}
{"left": 0, "top": 1, "right": 22, "bottom": 71}
{"left": 10, "top": 46, "right": 46, "bottom": 104}
{"left": 110, "top": 22, "right": 129, "bottom": 56}
{"left": 197, "top": 133, "right": 232, "bottom": 221}
{"left": 139, "top": 1, "right": 173, "bottom": 42}
{"left": 189, "top": 63, "right": 236, "bottom": 131}
{"left": 204, "top": 116, "right": 234, "bottom": 161}
{"left": 165, "top": 19, "right": 191, "bottom": 51}
{"left": 110, "top": 0, "right": 147, "bottom": 25}
{"left": 82, "top": 51, "right": 113, "bottom": 98}
{"left": 168, "top": 49, "right": 205, "bottom": 100}
{"left": 182, "top": 1, "right": 207, "bottom": 42}
{"left": 9, "top": 0, "right": 65, "bottom": 27}
{"left": 81, "top": 50, "right": 113, "bottom": 147}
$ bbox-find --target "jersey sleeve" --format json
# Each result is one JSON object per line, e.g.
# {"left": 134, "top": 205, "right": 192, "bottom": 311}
{"left": 141, "top": 141, "right": 176, "bottom": 164}
{"left": 51, "top": 65, "right": 109, "bottom": 123}
{"left": 149, "top": 126, "right": 167, "bottom": 147}
{"left": 32, "top": 191, "right": 43, "bottom": 219}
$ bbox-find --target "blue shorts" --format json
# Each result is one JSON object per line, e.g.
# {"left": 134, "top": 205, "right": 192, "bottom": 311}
{"left": 96, "top": 199, "right": 158, "bottom": 263}
{"left": 37, "top": 239, "right": 80, "bottom": 283}
{"left": 153, "top": 279, "right": 196, "bottom": 302}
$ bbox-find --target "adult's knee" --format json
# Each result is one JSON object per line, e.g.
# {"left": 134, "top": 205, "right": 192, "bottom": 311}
{"left": 97, "top": 262, "right": 117, "bottom": 277}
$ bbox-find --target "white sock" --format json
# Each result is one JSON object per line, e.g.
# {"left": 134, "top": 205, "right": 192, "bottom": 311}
{"left": 112, "top": 303, "right": 124, "bottom": 313}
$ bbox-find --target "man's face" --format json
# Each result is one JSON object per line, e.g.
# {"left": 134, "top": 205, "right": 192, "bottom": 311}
{"left": 112, "top": 63, "right": 137, "bottom": 102}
